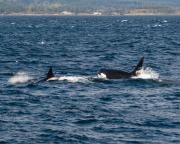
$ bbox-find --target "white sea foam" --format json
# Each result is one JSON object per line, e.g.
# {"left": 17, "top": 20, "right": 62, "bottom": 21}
{"left": 8, "top": 72, "right": 33, "bottom": 85}
{"left": 39, "top": 41, "right": 45, "bottom": 45}
{"left": 121, "top": 19, "right": 128, "bottom": 22}
{"left": 163, "top": 20, "right": 168, "bottom": 23}
{"left": 48, "top": 76, "right": 89, "bottom": 83}
{"left": 132, "top": 67, "right": 159, "bottom": 80}
{"left": 59, "top": 76, "right": 88, "bottom": 83}
{"left": 153, "top": 24, "right": 162, "bottom": 27}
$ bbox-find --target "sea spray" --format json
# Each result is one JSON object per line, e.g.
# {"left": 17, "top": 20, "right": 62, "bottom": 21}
{"left": 132, "top": 67, "right": 159, "bottom": 80}
{"left": 8, "top": 72, "right": 33, "bottom": 85}
{"left": 47, "top": 76, "right": 90, "bottom": 83}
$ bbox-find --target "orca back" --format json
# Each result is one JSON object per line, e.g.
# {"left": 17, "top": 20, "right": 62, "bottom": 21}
{"left": 97, "top": 57, "right": 144, "bottom": 79}
{"left": 98, "top": 69, "right": 131, "bottom": 79}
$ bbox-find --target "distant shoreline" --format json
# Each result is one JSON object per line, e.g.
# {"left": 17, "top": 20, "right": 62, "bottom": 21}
{"left": 1, "top": 13, "right": 180, "bottom": 17}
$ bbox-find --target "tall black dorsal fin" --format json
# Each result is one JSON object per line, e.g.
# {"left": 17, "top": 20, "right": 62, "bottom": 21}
{"left": 46, "top": 66, "right": 54, "bottom": 80}
{"left": 132, "top": 57, "right": 144, "bottom": 74}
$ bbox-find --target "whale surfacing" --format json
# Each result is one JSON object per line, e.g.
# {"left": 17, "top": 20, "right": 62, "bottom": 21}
{"left": 97, "top": 57, "right": 144, "bottom": 79}
{"left": 45, "top": 67, "right": 60, "bottom": 81}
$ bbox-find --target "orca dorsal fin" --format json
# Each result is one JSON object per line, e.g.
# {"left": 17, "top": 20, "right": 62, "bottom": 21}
{"left": 132, "top": 57, "right": 144, "bottom": 74}
{"left": 46, "top": 66, "right": 54, "bottom": 80}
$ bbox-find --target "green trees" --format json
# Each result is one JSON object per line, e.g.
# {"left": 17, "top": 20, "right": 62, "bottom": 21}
{"left": 0, "top": 0, "right": 179, "bottom": 15}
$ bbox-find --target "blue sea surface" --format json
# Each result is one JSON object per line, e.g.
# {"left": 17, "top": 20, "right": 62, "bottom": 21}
{"left": 0, "top": 16, "right": 180, "bottom": 144}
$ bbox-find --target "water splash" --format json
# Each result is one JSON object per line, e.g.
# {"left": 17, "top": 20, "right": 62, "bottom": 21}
{"left": 132, "top": 67, "right": 159, "bottom": 80}
{"left": 8, "top": 72, "right": 33, "bottom": 85}
{"left": 48, "top": 76, "right": 89, "bottom": 83}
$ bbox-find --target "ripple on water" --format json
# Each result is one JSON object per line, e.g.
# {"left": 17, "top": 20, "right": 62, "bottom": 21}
{"left": 0, "top": 16, "right": 180, "bottom": 144}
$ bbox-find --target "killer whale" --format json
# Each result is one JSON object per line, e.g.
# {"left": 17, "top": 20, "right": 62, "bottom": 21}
{"left": 8, "top": 67, "right": 55, "bottom": 85}
{"left": 46, "top": 66, "right": 55, "bottom": 80}
{"left": 97, "top": 57, "right": 144, "bottom": 79}
{"left": 44, "top": 66, "right": 59, "bottom": 81}
{"left": 40, "top": 57, "right": 144, "bottom": 82}
{"left": 35, "top": 66, "right": 56, "bottom": 83}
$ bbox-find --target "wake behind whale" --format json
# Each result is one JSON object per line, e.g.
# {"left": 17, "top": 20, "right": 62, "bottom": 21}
{"left": 9, "top": 69, "right": 180, "bottom": 86}
{"left": 8, "top": 68, "right": 160, "bottom": 85}
{"left": 8, "top": 57, "right": 177, "bottom": 86}
{"left": 8, "top": 71, "right": 91, "bottom": 85}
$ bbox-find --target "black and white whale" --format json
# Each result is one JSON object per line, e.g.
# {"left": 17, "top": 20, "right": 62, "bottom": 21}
{"left": 41, "top": 67, "right": 87, "bottom": 82}
{"left": 35, "top": 66, "right": 57, "bottom": 83}
{"left": 8, "top": 67, "right": 56, "bottom": 85}
{"left": 97, "top": 57, "right": 144, "bottom": 79}
{"left": 44, "top": 66, "right": 59, "bottom": 81}
{"left": 45, "top": 66, "right": 55, "bottom": 80}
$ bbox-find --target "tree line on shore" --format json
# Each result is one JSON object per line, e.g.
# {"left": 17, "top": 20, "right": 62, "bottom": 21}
{"left": 0, "top": 0, "right": 179, "bottom": 15}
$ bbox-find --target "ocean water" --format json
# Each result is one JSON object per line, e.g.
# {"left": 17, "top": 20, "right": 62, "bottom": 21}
{"left": 0, "top": 16, "right": 180, "bottom": 144}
